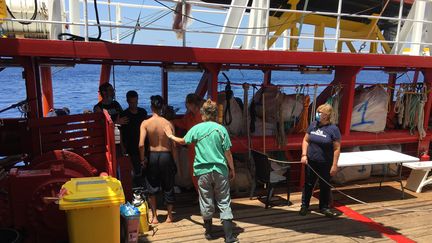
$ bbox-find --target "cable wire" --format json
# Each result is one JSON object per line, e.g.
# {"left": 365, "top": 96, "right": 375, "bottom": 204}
{"left": 154, "top": 0, "right": 310, "bottom": 30}
{"left": 265, "top": 153, "right": 432, "bottom": 213}
{"left": 6, "top": 0, "right": 38, "bottom": 25}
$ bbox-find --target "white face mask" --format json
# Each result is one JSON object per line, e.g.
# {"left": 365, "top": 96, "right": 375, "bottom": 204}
{"left": 315, "top": 112, "right": 321, "bottom": 122}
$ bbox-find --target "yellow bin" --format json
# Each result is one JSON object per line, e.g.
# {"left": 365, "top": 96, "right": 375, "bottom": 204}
{"left": 59, "top": 176, "right": 125, "bottom": 243}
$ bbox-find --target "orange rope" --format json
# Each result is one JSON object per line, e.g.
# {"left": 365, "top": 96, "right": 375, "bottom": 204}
{"left": 294, "top": 95, "right": 310, "bottom": 133}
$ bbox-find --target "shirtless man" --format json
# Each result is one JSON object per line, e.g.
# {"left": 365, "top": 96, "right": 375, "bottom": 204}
{"left": 139, "top": 95, "right": 177, "bottom": 224}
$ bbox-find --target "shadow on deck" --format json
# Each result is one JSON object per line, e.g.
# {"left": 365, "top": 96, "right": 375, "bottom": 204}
{"left": 137, "top": 180, "right": 432, "bottom": 242}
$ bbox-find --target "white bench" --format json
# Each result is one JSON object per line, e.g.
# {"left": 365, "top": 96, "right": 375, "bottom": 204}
{"left": 403, "top": 161, "right": 432, "bottom": 193}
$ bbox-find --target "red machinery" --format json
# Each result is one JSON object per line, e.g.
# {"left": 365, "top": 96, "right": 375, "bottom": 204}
{"left": 0, "top": 112, "right": 121, "bottom": 242}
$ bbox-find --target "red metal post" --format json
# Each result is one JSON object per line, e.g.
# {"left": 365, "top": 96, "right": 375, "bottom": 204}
{"left": 99, "top": 64, "right": 111, "bottom": 101}
{"left": 336, "top": 66, "right": 362, "bottom": 135}
{"left": 103, "top": 110, "right": 117, "bottom": 176}
{"left": 422, "top": 69, "right": 432, "bottom": 133}
{"left": 195, "top": 71, "right": 209, "bottom": 97}
{"left": 22, "top": 57, "right": 43, "bottom": 119}
{"left": 41, "top": 67, "right": 54, "bottom": 117}
{"left": 263, "top": 70, "right": 272, "bottom": 85}
{"left": 22, "top": 57, "right": 43, "bottom": 156}
{"left": 161, "top": 67, "right": 168, "bottom": 103}
{"left": 387, "top": 73, "right": 397, "bottom": 102}
{"left": 203, "top": 64, "right": 221, "bottom": 101}
{"left": 417, "top": 69, "right": 432, "bottom": 156}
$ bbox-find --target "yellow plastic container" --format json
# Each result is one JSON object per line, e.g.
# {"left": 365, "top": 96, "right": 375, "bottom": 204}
{"left": 0, "top": 0, "right": 6, "bottom": 21}
{"left": 59, "top": 176, "right": 125, "bottom": 243}
{"left": 138, "top": 202, "right": 149, "bottom": 233}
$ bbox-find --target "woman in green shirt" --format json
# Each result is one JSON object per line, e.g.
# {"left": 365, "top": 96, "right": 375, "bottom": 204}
{"left": 165, "top": 99, "right": 239, "bottom": 243}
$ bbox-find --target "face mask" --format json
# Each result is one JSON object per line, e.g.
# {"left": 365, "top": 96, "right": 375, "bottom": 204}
{"left": 315, "top": 112, "right": 321, "bottom": 122}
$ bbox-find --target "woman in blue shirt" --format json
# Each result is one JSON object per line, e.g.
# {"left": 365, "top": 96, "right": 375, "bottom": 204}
{"left": 300, "top": 104, "right": 341, "bottom": 217}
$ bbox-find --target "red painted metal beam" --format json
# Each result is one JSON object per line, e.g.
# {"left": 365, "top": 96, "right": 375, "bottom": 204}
{"left": 418, "top": 69, "right": 432, "bottom": 154}
{"left": 263, "top": 70, "right": 271, "bottom": 85}
{"left": 336, "top": 66, "right": 362, "bottom": 135}
{"left": 22, "top": 57, "right": 43, "bottom": 119}
{"left": 231, "top": 130, "right": 427, "bottom": 153}
{"left": 41, "top": 67, "right": 53, "bottom": 117}
{"left": 202, "top": 64, "right": 221, "bottom": 101}
{"left": 422, "top": 69, "right": 432, "bottom": 131}
{"left": 195, "top": 71, "right": 209, "bottom": 97}
{"left": 3, "top": 39, "right": 432, "bottom": 68}
{"left": 21, "top": 57, "right": 43, "bottom": 157}
{"left": 387, "top": 73, "right": 397, "bottom": 102}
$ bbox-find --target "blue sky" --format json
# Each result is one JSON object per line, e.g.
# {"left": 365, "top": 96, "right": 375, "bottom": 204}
{"left": 79, "top": 0, "right": 229, "bottom": 46}
{"left": 78, "top": 0, "right": 327, "bottom": 50}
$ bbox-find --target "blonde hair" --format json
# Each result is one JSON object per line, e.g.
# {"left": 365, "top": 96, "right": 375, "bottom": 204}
{"left": 317, "top": 103, "right": 335, "bottom": 124}
{"left": 200, "top": 99, "right": 217, "bottom": 121}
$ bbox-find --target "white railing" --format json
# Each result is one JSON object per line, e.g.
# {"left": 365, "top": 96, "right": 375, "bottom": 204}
{"left": 0, "top": 0, "right": 431, "bottom": 55}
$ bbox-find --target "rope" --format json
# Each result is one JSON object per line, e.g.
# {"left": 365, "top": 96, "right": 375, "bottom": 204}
{"left": 407, "top": 92, "right": 421, "bottom": 135}
{"left": 417, "top": 86, "right": 427, "bottom": 139}
{"left": 249, "top": 85, "right": 258, "bottom": 133}
{"left": 243, "top": 83, "right": 252, "bottom": 172}
{"left": 310, "top": 84, "right": 318, "bottom": 124}
{"left": 403, "top": 84, "right": 412, "bottom": 129}
{"left": 243, "top": 83, "right": 250, "bottom": 140}
{"left": 262, "top": 154, "right": 432, "bottom": 213}
{"left": 394, "top": 87, "right": 404, "bottom": 125}
{"left": 222, "top": 73, "right": 233, "bottom": 126}
{"left": 276, "top": 89, "right": 286, "bottom": 147}
{"left": 306, "top": 163, "right": 432, "bottom": 213}
{"left": 295, "top": 95, "right": 310, "bottom": 133}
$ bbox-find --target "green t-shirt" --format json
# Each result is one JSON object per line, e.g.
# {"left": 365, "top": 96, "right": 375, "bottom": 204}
{"left": 184, "top": 121, "right": 232, "bottom": 177}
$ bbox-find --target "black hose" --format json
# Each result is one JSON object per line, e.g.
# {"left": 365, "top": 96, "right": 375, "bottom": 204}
{"left": 249, "top": 85, "right": 257, "bottom": 133}
{"left": 58, "top": 0, "right": 103, "bottom": 41}
{"left": 0, "top": 100, "right": 27, "bottom": 114}
{"left": 93, "top": 0, "right": 102, "bottom": 40}
{"left": 222, "top": 73, "right": 233, "bottom": 126}
{"left": 6, "top": 0, "right": 38, "bottom": 25}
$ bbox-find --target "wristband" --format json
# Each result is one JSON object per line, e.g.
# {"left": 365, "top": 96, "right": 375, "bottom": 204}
{"left": 301, "top": 154, "right": 307, "bottom": 157}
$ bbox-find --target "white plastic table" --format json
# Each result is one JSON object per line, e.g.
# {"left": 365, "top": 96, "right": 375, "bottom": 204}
{"left": 403, "top": 161, "right": 432, "bottom": 193}
{"left": 337, "top": 150, "right": 419, "bottom": 198}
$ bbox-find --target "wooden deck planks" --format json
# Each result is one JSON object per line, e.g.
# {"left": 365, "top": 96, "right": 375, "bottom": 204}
{"left": 139, "top": 181, "right": 432, "bottom": 242}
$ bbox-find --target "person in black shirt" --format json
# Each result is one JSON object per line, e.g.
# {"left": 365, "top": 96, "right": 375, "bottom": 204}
{"left": 299, "top": 103, "right": 341, "bottom": 218}
{"left": 120, "top": 90, "right": 148, "bottom": 186}
{"left": 93, "top": 82, "right": 128, "bottom": 125}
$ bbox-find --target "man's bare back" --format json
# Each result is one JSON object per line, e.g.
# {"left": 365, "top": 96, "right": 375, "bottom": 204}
{"left": 140, "top": 115, "right": 174, "bottom": 152}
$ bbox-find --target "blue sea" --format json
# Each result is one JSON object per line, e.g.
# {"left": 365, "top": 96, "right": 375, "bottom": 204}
{"left": 0, "top": 64, "right": 417, "bottom": 118}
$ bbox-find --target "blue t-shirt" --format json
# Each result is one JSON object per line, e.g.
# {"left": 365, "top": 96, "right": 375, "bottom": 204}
{"left": 306, "top": 121, "right": 341, "bottom": 163}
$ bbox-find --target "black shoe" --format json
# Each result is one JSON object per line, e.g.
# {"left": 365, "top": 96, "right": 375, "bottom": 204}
{"left": 299, "top": 206, "right": 308, "bottom": 216}
{"left": 222, "top": 220, "right": 239, "bottom": 243}
{"left": 320, "top": 208, "right": 339, "bottom": 218}
{"left": 203, "top": 219, "right": 213, "bottom": 240}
